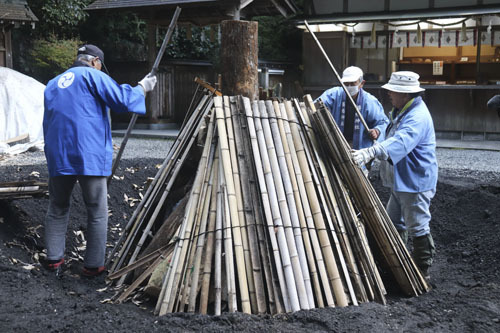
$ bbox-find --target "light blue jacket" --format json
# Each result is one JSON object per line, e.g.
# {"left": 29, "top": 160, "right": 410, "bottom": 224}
{"left": 43, "top": 64, "right": 146, "bottom": 177}
{"left": 380, "top": 97, "right": 438, "bottom": 193}
{"left": 316, "top": 87, "right": 389, "bottom": 149}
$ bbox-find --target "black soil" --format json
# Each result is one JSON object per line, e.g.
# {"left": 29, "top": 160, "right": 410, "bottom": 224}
{"left": 1, "top": 157, "right": 500, "bottom": 332}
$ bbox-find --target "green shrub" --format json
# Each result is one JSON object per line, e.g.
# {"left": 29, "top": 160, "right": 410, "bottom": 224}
{"left": 29, "top": 37, "right": 81, "bottom": 83}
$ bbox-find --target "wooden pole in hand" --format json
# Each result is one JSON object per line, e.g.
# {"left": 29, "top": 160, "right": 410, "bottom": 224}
{"left": 303, "top": 20, "right": 371, "bottom": 134}
{"left": 108, "top": 7, "right": 182, "bottom": 185}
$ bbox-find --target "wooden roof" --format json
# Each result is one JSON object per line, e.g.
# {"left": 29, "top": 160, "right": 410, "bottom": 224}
{"left": 86, "top": 0, "right": 298, "bottom": 25}
{"left": 0, "top": 0, "right": 38, "bottom": 23}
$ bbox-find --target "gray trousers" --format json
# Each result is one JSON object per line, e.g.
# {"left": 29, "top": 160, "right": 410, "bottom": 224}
{"left": 45, "top": 176, "right": 108, "bottom": 268}
{"left": 386, "top": 189, "right": 435, "bottom": 238}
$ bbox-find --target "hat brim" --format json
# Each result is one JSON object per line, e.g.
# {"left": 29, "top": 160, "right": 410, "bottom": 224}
{"left": 382, "top": 83, "right": 425, "bottom": 93}
{"left": 341, "top": 76, "right": 361, "bottom": 83}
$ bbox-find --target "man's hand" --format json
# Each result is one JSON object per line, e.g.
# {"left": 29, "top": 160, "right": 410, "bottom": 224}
{"left": 368, "top": 128, "right": 380, "bottom": 140}
{"left": 138, "top": 73, "right": 157, "bottom": 94}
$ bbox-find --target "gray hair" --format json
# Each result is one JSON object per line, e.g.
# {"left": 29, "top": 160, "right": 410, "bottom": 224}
{"left": 76, "top": 54, "right": 98, "bottom": 63}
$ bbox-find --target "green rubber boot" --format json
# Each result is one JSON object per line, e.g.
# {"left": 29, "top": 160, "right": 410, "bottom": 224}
{"left": 412, "top": 233, "right": 436, "bottom": 280}
{"left": 397, "top": 229, "right": 408, "bottom": 246}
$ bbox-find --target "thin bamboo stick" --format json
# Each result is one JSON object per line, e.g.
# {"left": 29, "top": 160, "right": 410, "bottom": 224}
{"left": 242, "top": 97, "right": 286, "bottom": 314}
{"left": 214, "top": 152, "right": 223, "bottom": 315}
{"left": 249, "top": 100, "right": 294, "bottom": 312}
{"left": 296, "top": 98, "right": 358, "bottom": 306}
{"left": 214, "top": 96, "right": 251, "bottom": 313}
{"left": 275, "top": 101, "right": 321, "bottom": 308}
{"left": 199, "top": 153, "right": 219, "bottom": 314}
{"left": 221, "top": 164, "right": 237, "bottom": 312}
{"left": 230, "top": 96, "right": 267, "bottom": 314}
{"left": 266, "top": 100, "right": 312, "bottom": 309}
{"left": 186, "top": 159, "right": 217, "bottom": 312}
{"left": 285, "top": 100, "right": 347, "bottom": 307}
{"left": 156, "top": 109, "right": 216, "bottom": 315}
{"left": 223, "top": 96, "right": 256, "bottom": 311}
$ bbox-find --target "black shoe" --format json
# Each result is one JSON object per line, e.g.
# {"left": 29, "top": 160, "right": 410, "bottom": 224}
{"left": 81, "top": 266, "right": 106, "bottom": 277}
{"left": 42, "top": 258, "right": 65, "bottom": 271}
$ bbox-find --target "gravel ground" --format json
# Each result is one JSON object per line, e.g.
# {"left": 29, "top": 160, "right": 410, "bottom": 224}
{"left": 3, "top": 137, "right": 499, "bottom": 173}
{"left": 0, "top": 137, "right": 175, "bottom": 167}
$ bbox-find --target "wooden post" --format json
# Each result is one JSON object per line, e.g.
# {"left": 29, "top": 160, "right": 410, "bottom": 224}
{"left": 220, "top": 20, "right": 258, "bottom": 100}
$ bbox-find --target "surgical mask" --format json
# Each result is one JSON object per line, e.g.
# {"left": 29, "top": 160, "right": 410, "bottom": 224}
{"left": 346, "top": 85, "right": 359, "bottom": 96}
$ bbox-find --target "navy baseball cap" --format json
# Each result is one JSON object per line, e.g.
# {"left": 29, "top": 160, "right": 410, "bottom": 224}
{"left": 77, "top": 44, "right": 104, "bottom": 63}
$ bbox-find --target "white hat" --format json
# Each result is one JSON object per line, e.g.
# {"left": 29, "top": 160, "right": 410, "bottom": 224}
{"left": 382, "top": 71, "right": 425, "bottom": 93}
{"left": 341, "top": 66, "right": 363, "bottom": 83}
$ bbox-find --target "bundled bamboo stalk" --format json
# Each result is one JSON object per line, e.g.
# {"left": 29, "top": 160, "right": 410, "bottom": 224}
{"left": 108, "top": 88, "right": 214, "bottom": 281}
{"left": 108, "top": 91, "right": 429, "bottom": 316}
{"left": 307, "top": 96, "right": 429, "bottom": 295}
{"left": 214, "top": 96, "right": 251, "bottom": 313}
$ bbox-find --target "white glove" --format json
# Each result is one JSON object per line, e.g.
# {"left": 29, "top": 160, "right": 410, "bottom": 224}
{"left": 352, "top": 145, "right": 379, "bottom": 166}
{"left": 138, "top": 73, "right": 157, "bottom": 94}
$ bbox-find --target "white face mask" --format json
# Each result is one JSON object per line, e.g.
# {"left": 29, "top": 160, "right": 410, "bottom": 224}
{"left": 346, "top": 85, "right": 359, "bottom": 97}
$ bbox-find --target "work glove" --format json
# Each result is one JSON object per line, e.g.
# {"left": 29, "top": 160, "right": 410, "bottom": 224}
{"left": 352, "top": 143, "right": 381, "bottom": 166}
{"left": 138, "top": 73, "right": 157, "bottom": 95}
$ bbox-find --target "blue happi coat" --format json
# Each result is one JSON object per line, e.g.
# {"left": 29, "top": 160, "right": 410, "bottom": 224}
{"left": 43, "top": 63, "right": 146, "bottom": 177}
{"left": 380, "top": 97, "right": 438, "bottom": 193}
{"left": 316, "top": 87, "right": 388, "bottom": 149}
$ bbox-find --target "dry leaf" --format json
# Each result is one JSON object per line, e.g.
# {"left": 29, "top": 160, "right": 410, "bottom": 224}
{"left": 22, "top": 264, "right": 35, "bottom": 270}
{"left": 123, "top": 193, "right": 129, "bottom": 203}
{"left": 30, "top": 171, "right": 40, "bottom": 178}
{"left": 96, "top": 287, "right": 108, "bottom": 293}
{"left": 100, "top": 298, "right": 113, "bottom": 304}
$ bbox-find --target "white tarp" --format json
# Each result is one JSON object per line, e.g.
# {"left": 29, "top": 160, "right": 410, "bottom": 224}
{"left": 0, "top": 67, "right": 45, "bottom": 155}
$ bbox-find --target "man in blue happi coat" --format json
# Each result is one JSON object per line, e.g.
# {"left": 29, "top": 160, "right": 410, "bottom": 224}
{"left": 352, "top": 71, "right": 438, "bottom": 283}
{"left": 316, "top": 66, "right": 389, "bottom": 150}
{"left": 42, "top": 44, "right": 157, "bottom": 276}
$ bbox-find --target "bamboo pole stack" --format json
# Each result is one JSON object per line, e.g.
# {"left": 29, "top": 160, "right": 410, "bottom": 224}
{"left": 107, "top": 93, "right": 429, "bottom": 316}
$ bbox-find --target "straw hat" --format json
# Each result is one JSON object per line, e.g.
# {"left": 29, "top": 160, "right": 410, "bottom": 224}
{"left": 382, "top": 71, "right": 425, "bottom": 93}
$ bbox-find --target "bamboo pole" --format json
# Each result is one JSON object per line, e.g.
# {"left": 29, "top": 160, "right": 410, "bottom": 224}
{"left": 214, "top": 96, "right": 251, "bottom": 313}
{"left": 250, "top": 100, "right": 295, "bottom": 312}
{"left": 109, "top": 92, "right": 211, "bottom": 271}
{"left": 199, "top": 153, "right": 219, "bottom": 314}
{"left": 214, "top": 152, "right": 223, "bottom": 315}
{"left": 223, "top": 96, "right": 256, "bottom": 311}
{"left": 186, "top": 159, "right": 217, "bottom": 312}
{"left": 285, "top": 100, "right": 347, "bottom": 307}
{"left": 230, "top": 96, "right": 267, "bottom": 314}
{"left": 275, "top": 101, "right": 322, "bottom": 308}
{"left": 156, "top": 109, "right": 216, "bottom": 315}
{"left": 266, "top": 100, "right": 313, "bottom": 309}
{"left": 111, "top": 95, "right": 214, "bottom": 279}
{"left": 296, "top": 98, "right": 358, "bottom": 306}
{"left": 309, "top": 98, "right": 429, "bottom": 295}
{"left": 221, "top": 162, "right": 237, "bottom": 312}
{"left": 243, "top": 97, "right": 287, "bottom": 314}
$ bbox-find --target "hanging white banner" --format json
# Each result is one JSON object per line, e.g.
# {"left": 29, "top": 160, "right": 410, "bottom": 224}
{"left": 378, "top": 35, "right": 387, "bottom": 49}
{"left": 494, "top": 31, "right": 500, "bottom": 46}
{"left": 351, "top": 36, "right": 362, "bottom": 48}
{"left": 458, "top": 31, "right": 475, "bottom": 46}
{"left": 409, "top": 32, "right": 423, "bottom": 47}
{"left": 363, "top": 36, "right": 376, "bottom": 48}
{"left": 441, "top": 31, "right": 456, "bottom": 47}
{"left": 392, "top": 33, "right": 407, "bottom": 48}
{"left": 425, "top": 31, "right": 440, "bottom": 47}
{"left": 480, "top": 31, "right": 491, "bottom": 45}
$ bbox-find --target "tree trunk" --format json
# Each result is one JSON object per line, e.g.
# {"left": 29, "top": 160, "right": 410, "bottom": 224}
{"left": 220, "top": 20, "right": 258, "bottom": 100}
